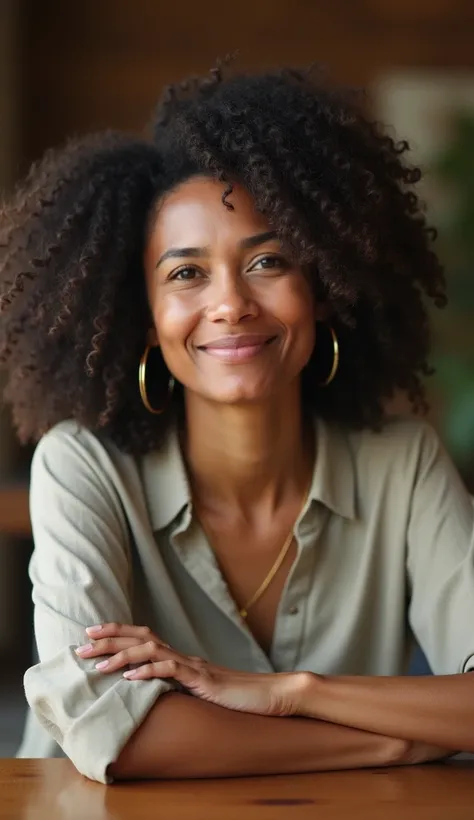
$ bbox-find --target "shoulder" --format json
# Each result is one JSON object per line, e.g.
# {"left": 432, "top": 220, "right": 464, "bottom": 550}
{"left": 344, "top": 416, "right": 448, "bottom": 504}
{"left": 32, "top": 420, "right": 131, "bottom": 481}
{"left": 347, "top": 415, "right": 441, "bottom": 466}
{"left": 30, "top": 423, "right": 142, "bottom": 538}
{"left": 30, "top": 421, "right": 183, "bottom": 530}
{"left": 30, "top": 422, "right": 152, "bottom": 508}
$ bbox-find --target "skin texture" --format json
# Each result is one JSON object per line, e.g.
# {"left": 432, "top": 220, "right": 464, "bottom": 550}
{"left": 106, "top": 693, "right": 414, "bottom": 781}
{"left": 75, "top": 624, "right": 454, "bottom": 779}
{"left": 145, "top": 177, "right": 317, "bottom": 408}
{"left": 78, "top": 624, "right": 472, "bottom": 753}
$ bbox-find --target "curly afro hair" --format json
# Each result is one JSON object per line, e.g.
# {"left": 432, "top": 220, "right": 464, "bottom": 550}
{"left": 0, "top": 64, "right": 446, "bottom": 454}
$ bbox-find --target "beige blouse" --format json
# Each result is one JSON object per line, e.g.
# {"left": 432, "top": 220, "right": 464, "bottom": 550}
{"left": 17, "top": 416, "right": 474, "bottom": 782}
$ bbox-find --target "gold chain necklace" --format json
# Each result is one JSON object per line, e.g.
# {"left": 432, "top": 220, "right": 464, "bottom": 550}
{"left": 197, "top": 476, "right": 312, "bottom": 620}
{"left": 238, "top": 526, "right": 296, "bottom": 619}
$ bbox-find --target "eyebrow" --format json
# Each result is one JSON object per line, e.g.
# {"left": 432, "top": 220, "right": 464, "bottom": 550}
{"left": 240, "top": 230, "right": 278, "bottom": 249}
{"left": 155, "top": 230, "right": 279, "bottom": 269}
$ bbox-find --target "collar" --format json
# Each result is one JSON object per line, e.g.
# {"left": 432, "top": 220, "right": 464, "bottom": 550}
{"left": 309, "top": 417, "right": 356, "bottom": 520}
{"left": 142, "top": 416, "right": 356, "bottom": 532}
{"left": 142, "top": 425, "right": 191, "bottom": 531}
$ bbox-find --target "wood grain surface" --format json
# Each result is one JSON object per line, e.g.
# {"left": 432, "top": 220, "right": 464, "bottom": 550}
{"left": 1, "top": 758, "right": 474, "bottom": 820}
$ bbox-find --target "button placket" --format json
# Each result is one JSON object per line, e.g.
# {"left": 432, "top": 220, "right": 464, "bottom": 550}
{"left": 271, "top": 504, "right": 329, "bottom": 671}
{"left": 269, "top": 542, "right": 309, "bottom": 670}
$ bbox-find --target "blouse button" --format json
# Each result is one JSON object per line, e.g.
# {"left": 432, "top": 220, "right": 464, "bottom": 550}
{"left": 288, "top": 605, "right": 299, "bottom": 615}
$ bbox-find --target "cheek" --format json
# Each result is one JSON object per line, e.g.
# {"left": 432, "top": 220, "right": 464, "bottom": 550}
{"left": 271, "top": 277, "right": 316, "bottom": 339}
{"left": 284, "top": 283, "right": 317, "bottom": 363}
{"left": 151, "top": 294, "right": 199, "bottom": 348}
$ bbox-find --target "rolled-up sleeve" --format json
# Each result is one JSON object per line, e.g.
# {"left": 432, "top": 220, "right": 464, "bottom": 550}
{"left": 24, "top": 424, "right": 173, "bottom": 783}
{"left": 407, "top": 422, "right": 474, "bottom": 675}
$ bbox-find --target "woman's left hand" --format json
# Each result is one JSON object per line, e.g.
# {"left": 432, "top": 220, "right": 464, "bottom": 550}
{"left": 76, "top": 622, "right": 315, "bottom": 717}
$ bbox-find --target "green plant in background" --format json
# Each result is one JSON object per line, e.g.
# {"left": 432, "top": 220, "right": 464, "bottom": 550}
{"left": 429, "top": 111, "right": 474, "bottom": 481}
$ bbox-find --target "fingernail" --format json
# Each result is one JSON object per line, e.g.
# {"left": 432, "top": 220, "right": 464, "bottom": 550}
{"left": 95, "top": 660, "right": 109, "bottom": 670}
{"left": 86, "top": 625, "right": 103, "bottom": 635}
{"left": 123, "top": 670, "right": 137, "bottom": 679}
{"left": 75, "top": 644, "right": 93, "bottom": 654}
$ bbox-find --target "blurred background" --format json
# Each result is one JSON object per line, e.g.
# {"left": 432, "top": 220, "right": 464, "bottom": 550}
{"left": 1, "top": 0, "right": 474, "bottom": 754}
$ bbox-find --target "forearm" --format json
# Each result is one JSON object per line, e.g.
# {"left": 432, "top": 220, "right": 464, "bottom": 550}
{"left": 302, "top": 673, "right": 474, "bottom": 752}
{"left": 109, "top": 692, "right": 407, "bottom": 780}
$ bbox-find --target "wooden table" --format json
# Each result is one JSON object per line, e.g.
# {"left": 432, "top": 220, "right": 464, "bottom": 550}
{"left": 2, "top": 759, "right": 474, "bottom": 820}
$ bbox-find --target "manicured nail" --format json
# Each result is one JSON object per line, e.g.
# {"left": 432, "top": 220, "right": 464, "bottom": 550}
{"left": 86, "top": 625, "right": 103, "bottom": 635}
{"left": 75, "top": 644, "right": 93, "bottom": 654}
{"left": 123, "top": 670, "right": 137, "bottom": 679}
{"left": 95, "top": 660, "right": 109, "bottom": 670}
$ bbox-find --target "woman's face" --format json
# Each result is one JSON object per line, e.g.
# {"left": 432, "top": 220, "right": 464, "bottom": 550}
{"left": 144, "top": 176, "right": 316, "bottom": 405}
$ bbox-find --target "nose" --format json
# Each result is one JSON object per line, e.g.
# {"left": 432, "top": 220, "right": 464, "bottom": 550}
{"left": 206, "top": 270, "right": 259, "bottom": 324}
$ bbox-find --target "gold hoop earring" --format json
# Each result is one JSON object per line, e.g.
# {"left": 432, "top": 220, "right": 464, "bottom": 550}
{"left": 138, "top": 345, "right": 175, "bottom": 414}
{"left": 318, "top": 325, "right": 339, "bottom": 387}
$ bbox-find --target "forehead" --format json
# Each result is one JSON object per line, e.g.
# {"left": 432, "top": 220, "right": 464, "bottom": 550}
{"left": 150, "top": 177, "right": 272, "bottom": 250}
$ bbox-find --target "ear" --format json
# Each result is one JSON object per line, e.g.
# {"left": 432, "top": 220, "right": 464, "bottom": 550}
{"left": 146, "top": 327, "right": 159, "bottom": 347}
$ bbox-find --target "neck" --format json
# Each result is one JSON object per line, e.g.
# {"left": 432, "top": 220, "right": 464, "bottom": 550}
{"left": 182, "top": 385, "right": 313, "bottom": 515}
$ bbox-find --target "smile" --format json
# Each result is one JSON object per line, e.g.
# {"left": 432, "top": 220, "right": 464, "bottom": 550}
{"left": 197, "top": 335, "right": 277, "bottom": 363}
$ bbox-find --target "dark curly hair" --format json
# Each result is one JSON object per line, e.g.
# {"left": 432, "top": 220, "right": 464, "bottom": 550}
{"left": 0, "top": 64, "right": 446, "bottom": 454}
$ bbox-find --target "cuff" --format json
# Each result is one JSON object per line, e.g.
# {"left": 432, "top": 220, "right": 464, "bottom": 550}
{"left": 25, "top": 650, "right": 174, "bottom": 784}
{"left": 62, "top": 676, "right": 173, "bottom": 783}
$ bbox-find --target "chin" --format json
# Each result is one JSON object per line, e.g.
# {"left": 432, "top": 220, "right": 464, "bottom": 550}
{"left": 205, "top": 380, "right": 280, "bottom": 406}
{"left": 219, "top": 393, "right": 268, "bottom": 406}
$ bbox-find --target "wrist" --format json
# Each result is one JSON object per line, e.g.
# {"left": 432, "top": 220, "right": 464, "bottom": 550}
{"left": 294, "top": 673, "right": 411, "bottom": 767}
{"left": 293, "top": 671, "right": 326, "bottom": 719}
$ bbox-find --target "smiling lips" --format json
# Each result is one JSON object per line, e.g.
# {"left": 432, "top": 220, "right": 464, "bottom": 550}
{"left": 198, "top": 334, "right": 277, "bottom": 363}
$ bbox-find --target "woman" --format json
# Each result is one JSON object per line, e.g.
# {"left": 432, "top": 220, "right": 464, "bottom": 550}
{"left": 2, "top": 65, "right": 474, "bottom": 784}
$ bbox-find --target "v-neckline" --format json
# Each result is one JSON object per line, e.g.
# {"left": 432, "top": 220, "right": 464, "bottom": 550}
{"left": 170, "top": 515, "right": 276, "bottom": 671}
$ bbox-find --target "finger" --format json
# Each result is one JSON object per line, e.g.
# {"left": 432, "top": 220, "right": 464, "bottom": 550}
{"left": 93, "top": 639, "right": 183, "bottom": 673}
{"left": 123, "top": 659, "right": 203, "bottom": 689}
{"left": 85, "top": 623, "right": 162, "bottom": 642}
{"left": 75, "top": 637, "right": 142, "bottom": 658}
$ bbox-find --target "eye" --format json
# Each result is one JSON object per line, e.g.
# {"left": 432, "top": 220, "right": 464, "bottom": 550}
{"left": 249, "top": 255, "right": 287, "bottom": 271}
{"left": 169, "top": 266, "right": 202, "bottom": 282}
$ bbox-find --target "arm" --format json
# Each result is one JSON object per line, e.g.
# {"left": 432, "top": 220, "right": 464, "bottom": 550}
{"left": 110, "top": 691, "right": 412, "bottom": 780}
{"left": 300, "top": 672, "right": 474, "bottom": 751}
{"left": 80, "top": 624, "right": 452, "bottom": 779}
{"left": 24, "top": 424, "right": 174, "bottom": 783}
{"left": 298, "top": 423, "right": 474, "bottom": 751}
